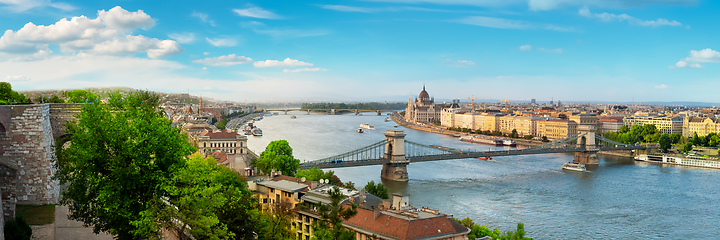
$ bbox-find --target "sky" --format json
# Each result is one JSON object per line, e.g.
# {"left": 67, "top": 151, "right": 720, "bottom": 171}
{"left": 0, "top": 0, "right": 718, "bottom": 103}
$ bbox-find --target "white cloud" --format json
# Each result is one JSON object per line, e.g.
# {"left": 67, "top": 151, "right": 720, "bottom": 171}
{"left": 683, "top": 48, "right": 720, "bottom": 63}
{"left": 98, "top": 6, "right": 155, "bottom": 30}
{"left": 192, "top": 54, "right": 252, "bottom": 66}
{"left": 654, "top": 84, "right": 668, "bottom": 89}
{"left": 206, "top": 37, "right": 237, "bottom": 47}
{"left": 519, "top": 44, "right": 532, "bottom": 51}
{"left": 454, "top": 60, "right": 475, "bottom": 67}
{"left": 529, "top": 0, "right": 696, "bottom": 11}
{"left": 202, "top": 67, "right": 207, "bottom": 70}
{"left": 191, "top": 11, "right": 216, "bottom": 26}
{"left": 319, "top": 5, "right": 375, "bottom": 13}
{"left": 233, "top": 7, "right": 282, "bottom": 19}
{"left": 254, "top": 58, "right": 313, "bottom": 68}
{"left": 203, "top": 52, "right": 209, "bottom": 55}
{"left": 538, "top": 47, "right": 562, "bottom": 53}
{"left": 283, "top": 68, "right": 327, "bottom": 73}
{"left": 0, "top": 6, "right": 182, "bottom": 59}
{"left": 4, "top": 75, "right": 29, "bottom": 81}
{"left": 671, "top": 60, "right": 703, "bottom": 69}
{"left": 579, "top": 7, "right": 682, "bottom": 27}
{"left": 168, "top": 33, "right": 195, "bottom": 44}
{"left": 454, "top": 16, "right": 573, "bottom": 31}
{"left": 0, "top": 0, "right": 77, "bottom": 12}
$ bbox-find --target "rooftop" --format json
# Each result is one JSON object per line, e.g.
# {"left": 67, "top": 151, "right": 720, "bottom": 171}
{"left": 256, "top": 179, "right": 308, "bottom": 193}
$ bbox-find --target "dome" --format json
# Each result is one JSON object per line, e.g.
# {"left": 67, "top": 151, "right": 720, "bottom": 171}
{"left": 418, "top": 85, "right": 429, "bottom": 99}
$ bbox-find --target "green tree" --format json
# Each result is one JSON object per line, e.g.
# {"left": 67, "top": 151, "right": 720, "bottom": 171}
{"left": 692, "top": 132, "right": 701, "bottom": 146}
{"left": 217, "top": 118, "right": 229, "bottom": 129}
{"left": 64, "top": 89, "right": 98, "bottom": 103}
{"left": 254, "top": 140, "right": 301, "bottom": 176}
{"left": 659, "top": 134, "right": 671, "bottom": 153}
{"left": 135, "top": 154, "right": 261, "bottom": 240}
{"left": 54, "top": 91, "right": 195, "bottom": 239}
{"left": 681, "top": 142, "right": 693, "bottom": 153}
{"left": 510, "top": 129, "right": 519, "bottom": 138}
{"left": 295, "top": 167, "right": 335, "bottom": 182}
{"left": 311, "top": 187, "right": 358, "bottom": 240}
{"left": 0, "top": 82, "right": 29, "bottom": 105}
{"left": 363, "top": 180, "right": 389, "bottom": 199}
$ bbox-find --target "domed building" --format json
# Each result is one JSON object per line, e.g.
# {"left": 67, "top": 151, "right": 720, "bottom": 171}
{"left": 405, "top": 85, "right": 447, "bottom": 124}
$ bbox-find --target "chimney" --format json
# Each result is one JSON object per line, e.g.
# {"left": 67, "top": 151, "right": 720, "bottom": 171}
{"left": 374, "top": 206, "right": 381, "bottom": 220}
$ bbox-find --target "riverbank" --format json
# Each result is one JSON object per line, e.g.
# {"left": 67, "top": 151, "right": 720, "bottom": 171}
{"left": 390, "top": 113, "right": 545, "bottom": 147}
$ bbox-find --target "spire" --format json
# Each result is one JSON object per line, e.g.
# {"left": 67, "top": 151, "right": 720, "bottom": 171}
{"left": 423, "top": 84, "right": 425, "bottom": 91}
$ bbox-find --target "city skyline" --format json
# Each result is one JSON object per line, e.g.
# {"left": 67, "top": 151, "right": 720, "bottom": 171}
{"left": 0, "top": 0, "right": 718, "bottom": 103}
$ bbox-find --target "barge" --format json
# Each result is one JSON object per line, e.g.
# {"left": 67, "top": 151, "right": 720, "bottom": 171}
{"left": 634, "top": 154, "right": 720, "bottom": 169}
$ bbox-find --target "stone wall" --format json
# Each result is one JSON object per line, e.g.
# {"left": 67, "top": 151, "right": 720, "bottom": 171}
{"left": 1, "top": 104, "right": 60, "bottom": 205}
{"left": 1, "top": 158, "right": 18, "bottom": 223}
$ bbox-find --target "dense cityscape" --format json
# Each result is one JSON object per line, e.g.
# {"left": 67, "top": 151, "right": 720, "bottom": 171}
{"left": 2, "top": 1, "right": 720, "bottom": 240}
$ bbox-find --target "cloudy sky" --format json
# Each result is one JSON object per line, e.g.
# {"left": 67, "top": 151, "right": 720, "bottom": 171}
{"left": 0, "top": 0, "right": 717, "bottom": 103}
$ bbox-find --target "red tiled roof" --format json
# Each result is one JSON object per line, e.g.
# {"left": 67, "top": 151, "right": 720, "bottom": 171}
{"left": 343, "top": 207, "right": 467, "bottom": 239}
{"left": 210, "top": 151, "right": 228, "bottom": 166}
{"left": 199, "top": 130, "right": 241, "bottom": 139}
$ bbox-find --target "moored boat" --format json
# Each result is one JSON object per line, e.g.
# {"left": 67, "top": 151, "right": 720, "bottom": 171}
{"left": 562, "top": 162, "right": 586, "bottom": 172}
{"left": 291, "top": 115, "right": 296, "bottom": 119}
{"left": 251, "top": 128, "right": 263, "bottom": 136}
{"left": 477, "top": 157, "right": 492, "bottom": 161}
{"left": 503, "top": 139, "right": 517, "bottom": 147}
{"left": 459, "top": 135, "right": 503, "bottom": 146}
{"left": 356, "top": 128, "right": 364, "bottom": 133}
{"left": 360, "top": 124, "right": 375, "bottom": 130}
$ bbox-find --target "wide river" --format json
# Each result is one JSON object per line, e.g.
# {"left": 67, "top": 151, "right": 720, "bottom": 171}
{"left": 246, "top": 112, "right": 720, "bottom": 239}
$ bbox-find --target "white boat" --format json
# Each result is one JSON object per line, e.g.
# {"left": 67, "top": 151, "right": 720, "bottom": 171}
{"left": 503, "top": 139, "right": 517, "bottom": 147}
{"left": 359, "top": 124, "right": 375, "bottom": 130}
{"left": 562, "top": 162, "right": 586, "bottom": 172}
{"left": 251, "top": 128, "right": 263, "bottom": 136}
{"left": 385, "top": 117, "right": 391, "bottom": 122}
{"left": 356, "top": 128, "right": 364, "bottom": 133}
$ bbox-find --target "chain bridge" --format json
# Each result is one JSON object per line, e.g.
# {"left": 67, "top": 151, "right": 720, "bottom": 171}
{"left": 298, "top": 127, "right": 649, "bottom": 182}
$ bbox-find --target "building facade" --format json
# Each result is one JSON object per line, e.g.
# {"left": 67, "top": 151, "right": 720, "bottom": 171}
{"left": 683, "top": 116, "right": 720, "bottom": 137}
{"left": 405, "top": 86, "right": 444, "bottom": 124}
{"left": 537, "top": 119, "right": 578, "bottom": 140}
{"left": 623, "top": 115, "right": 683, "bottom": 134}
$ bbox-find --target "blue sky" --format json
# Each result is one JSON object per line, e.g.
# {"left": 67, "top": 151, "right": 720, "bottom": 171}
{"left": 0, "top": 0, "right": 718, "bottom": 103}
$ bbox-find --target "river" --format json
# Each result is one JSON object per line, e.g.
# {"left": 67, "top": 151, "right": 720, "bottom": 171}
{"left": 246, "top": 112, "right": 720, "bottom": 239}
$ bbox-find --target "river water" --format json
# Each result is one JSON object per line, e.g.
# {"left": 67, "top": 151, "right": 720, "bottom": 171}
{"left": 246, "top": 112, "right": 720, "bottom": 239}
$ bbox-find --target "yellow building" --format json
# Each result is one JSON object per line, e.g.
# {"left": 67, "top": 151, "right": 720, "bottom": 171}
{"left": 683, "top": 116, "right": 720, "bottom": 137}
{"left": 482, "top": 114, "right": 504, "bottom": 132}
{"left": 623, "top": 115, "right": 683, "bottom": 134}
{"left": 537, "top": 119, "right": 578, "bottom": 140}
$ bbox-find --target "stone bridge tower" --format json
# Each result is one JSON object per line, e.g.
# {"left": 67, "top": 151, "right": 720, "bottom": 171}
{"left": 573, "top": 125, "right": 599, "bottom": 165}
{"left": 381, "top": 130, "right": 409, "bottom": 182}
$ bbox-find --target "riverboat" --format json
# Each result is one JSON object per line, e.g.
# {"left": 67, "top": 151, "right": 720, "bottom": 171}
{"left": 385, "top": 117, "right": 391, "bottom": 122}
{"left": 562, "top": 162, "right": 587, "bottom": 172}
{"left": 477, "top": 157, "right": 492, "bottom": 161}
{"left": 459, "top": 135, "right": 502, "bottom": 146}
{"left": 503, "top": 140, "right": 517, "bottom": 147}
{"left": 634, "top": 154, "right": 720, "bottom": 169}
{"left": 251, "top": 128, "right": 263, "bottom": 136}
{"left": 356, "top": 128, "right": 364, "bottom": 133}
{"left": 360, "top": 124, "right": 375, "bottom": 130}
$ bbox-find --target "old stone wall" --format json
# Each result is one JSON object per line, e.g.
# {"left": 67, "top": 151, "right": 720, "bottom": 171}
{"left": 1, "top": 158, "right": 17, "bottom": 223}
{"left": 1, "top": 104, "right": 59, "bottom": 205}
{"left": 49, "top": 103, "right": 82, "bottom": 139}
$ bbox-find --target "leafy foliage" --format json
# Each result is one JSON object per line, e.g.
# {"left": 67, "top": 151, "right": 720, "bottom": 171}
{"left": 295, "top": 167, "right": 335, "bottom": 182}
{"left": 135, "top": 154, "right": 260, "bottom": 240}
{"left": 54, "top": 91, "right": 195, "bottom": 239}
{"left": 453, "top": 218, "right": 534, "bottom": 240}
{"left": 33, "top": 95, "right": 65, "bottom": 103}
{"left": 363, "top": 180, "right": 389, "bottom": 199}
{"left": 63, "top": 89, "right": 97, "bottom": 103}
{"left": 311, "top": 187, "right": 358, "bottom": 240}
{"left": 604, "top": 124, "right": 682, "bottom": 145}
{"left": 4, "top": 215, "right": 32, "bottom": 240}
{"left": 681, "top": 142, "right": 693, "bottom": 153}
{"left": 688, "top": 132, "right": 720, "bottom": 148}
{"left": 659, "top": 134, "right": 672, "bottom": 153}
{"left": 254, "top": 140, "right": 300, "bottom": 176}
{"left": 255, "top": 200, "right": 295, "bottom": 240}
{"left": 0, "top": 82, "right": 30, "bottom": 105}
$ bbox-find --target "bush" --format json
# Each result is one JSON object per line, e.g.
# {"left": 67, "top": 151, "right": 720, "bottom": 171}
{"left": 5, "top": 216, "right": 33, "bottom": 240}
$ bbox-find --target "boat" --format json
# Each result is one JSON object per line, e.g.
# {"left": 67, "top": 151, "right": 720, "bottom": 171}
{"left": 562, "top": 162, "right": 586, "bottom": 172}
{"left": 359, "top": 124, "right": 375, "bottom": 130}
{"left": 356, "top": 128, "right": 364, "bottom": 133}
{"left": 477, "top": 157, "right": 492, "bottom": 161}
{"left": 634, "top": 154, "right": 720, "bottom": 169}
{"left": 459, "top": 135, "right": 502, "bottom": 146}
{"left": 273, "top": 112, "right": 279, "bottom": 115}
{"left": 291, "top": 115, "right": 296, "bottom": 119}
{"left": 251, "top": 128, "right": 263, "bottom": 136}
{"left": 267, "top": 114, "right": 272, "bottom": 117}
{"left": 503, "top": 139, "right": 517, "bottom": 147}
{"left": 385, "top": 117, "right": 391, "bottom": 122}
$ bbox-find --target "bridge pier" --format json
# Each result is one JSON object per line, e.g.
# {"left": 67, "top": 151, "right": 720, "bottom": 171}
{"left": 377, "top": 111, "right": 381, "bottom": 116}
{"left": 573, "top": 151, "right": 598, "bottom": 165}
{"left": 382, "top": 130, "right": 410, "bottom": 182}
{"left": 381, "top": 163, "right": 408, "bottom": 182}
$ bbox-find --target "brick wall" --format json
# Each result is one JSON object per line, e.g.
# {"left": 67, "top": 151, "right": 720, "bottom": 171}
{"left": 1, "top": 104, "right": 61, "bottom": 205}
{"left": 1, "top": 159, "right": 17, "bottom": 223}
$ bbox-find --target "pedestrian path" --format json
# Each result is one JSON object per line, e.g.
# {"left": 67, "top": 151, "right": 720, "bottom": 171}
{"left": 55, "top": 205, "right": 112, "bottom": 240}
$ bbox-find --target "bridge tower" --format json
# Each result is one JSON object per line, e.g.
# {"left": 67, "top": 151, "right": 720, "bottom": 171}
{"left": 573, "top": 125, "right": 599, "bottom": 165}
{"left": 381, "top": 130, "right": 410, "bottom": 182}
